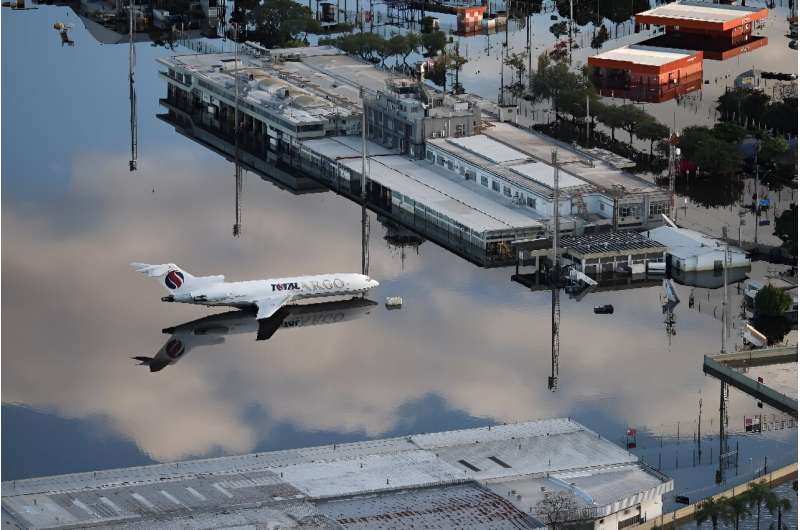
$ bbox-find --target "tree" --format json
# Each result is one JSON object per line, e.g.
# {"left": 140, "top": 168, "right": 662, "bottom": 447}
{"left": 528, "top": 54, "right": 594, "bottom": 122}
{"left": 746, "top": 481, "right": 772, "bottom": 530}
{"left": 549, "top": 20, "right": 568, "bottom": 39}
{"left": 679, "top": 126, "right": 742, "bottom": 176}
{"left": 420, "top": 30, "right": 447, "bottom": 57}
{"left": 695, "top": 496, "right": 727, "bottom": 530}
{"left": 723, "top": 494, "right": 752, "bottom": 530}
{"left": 596, "top": 104, "right": 626, "bottom": 143}
{"left": 504, "top": 51, "right": 527, "bottom": 87}
{"left": 758, "top": 135, "right": 789, "bottom": 168}
{"left": 618, "top": 104, "right": 650, "bottom": 148}
{"left": 376, "top": 36, "right": 392, "bottom": 67}
{"left": 386, "top": 33, "right": 408, "bottom": 67}
{"left": 534, "top": 491, "right": 590, "bottom": 529}
{"left": 774, "top": 204, "right": 797, "bottom": 256}
{"left": 764, "top": 97, "right": 798, "bottom": 136}
{"left": 248, "top": 0, "right": 319, "bottom": 48}
{"left": 398, "top": 33, "right": 420, "bottom": 68}
{"left": 754, "top": 285, "right": 793, "bottom": 318}
{"left": 712, "top": 122, "right": 747, "bottom": 144}
{"left": 590, "top": 24, "right": 609, "bottom": 50}
{"left": 636, "top": 119, "right": 670, "bottom": 158}
{"left": 765, "top": 490, "right": 792, "bottom": 530}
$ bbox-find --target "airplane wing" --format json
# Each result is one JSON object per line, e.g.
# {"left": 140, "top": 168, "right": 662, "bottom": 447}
{"left": 255, "top": 296, "right": 294, "bottom": 321}
{"left": 257, "top": 306, "right": 292, "bottom": 341}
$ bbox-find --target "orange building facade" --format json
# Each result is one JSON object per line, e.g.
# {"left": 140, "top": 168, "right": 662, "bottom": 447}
{"left": 634, "top": 1, "right": 769, "bottom": 60}
{"left": 588, "top": 45, "right": 704, "bottom": 103}
{"left": 457, "top": 5, "right": 486, "bottom": 34}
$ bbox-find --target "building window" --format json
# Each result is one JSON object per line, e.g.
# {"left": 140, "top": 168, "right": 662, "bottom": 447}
{"left": 465, "top": 170, "right": 476, "bottom": 182}
{"left": 492, "top": 181, "right": 500, "bottom": 192}
{"left": 618, "top": 514, "right": 643, "bottom": 529}
{"left": 426, "top": 150, "right": 434, "bottom": 162}
{"left": 481, "top": 176, "right": 489, "bottom": 187}
{"left": 650, "top": 202, "right": 669, "bottom": 216}
{"left": 527, "top": 197, "right": 536, "bottom": 208}
{"left": 620, "top": 205, "right": 639, "bottom": 217}
{"left": 600, "top": 203, "right": 605, "bottom": 211}
{"left": 503, "top": 186, "right": 512, "bottom": 197}
{"left": 455, "top": 123, "right": 465, "bottom": 136}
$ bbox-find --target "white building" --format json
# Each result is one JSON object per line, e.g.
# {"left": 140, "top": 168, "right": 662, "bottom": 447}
{"left": 644, "top": 225, "right": 750, "bottom": 273}
{"left": 424, "top": 122, "right": 672, "bottom": 232}
{"left": 2, "top": 419, "right": 673, "bottom": 529}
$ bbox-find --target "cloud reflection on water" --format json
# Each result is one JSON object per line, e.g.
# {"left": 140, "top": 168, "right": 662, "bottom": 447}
{"left": 4, "top": 146, "right": 790, "bottom": 464}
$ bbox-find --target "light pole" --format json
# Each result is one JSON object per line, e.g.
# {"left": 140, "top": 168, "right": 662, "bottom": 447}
{"left": 721, "top": 226, "right": 729, "bottom": 354}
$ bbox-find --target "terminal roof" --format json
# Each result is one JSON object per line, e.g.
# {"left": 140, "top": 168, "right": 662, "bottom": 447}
{"left": 304, "top": 137, "right": 543, "bottom": 234}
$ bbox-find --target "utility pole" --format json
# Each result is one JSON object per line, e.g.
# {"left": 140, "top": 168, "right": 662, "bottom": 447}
{"left": 716, "top": 379, "right": 728, "bottom": 484}
{"left": 128, "top": 0, "right": 137, "bottom": 171}
{"left": 233, "top": 23, "right": 243, "bottom": 237}
{"left": 721, "top": 226, "right": 729, "bottom": 353}
{"left": 754, "top": 144, "right": 760, "bottom": 245}
{"left": 526, "top": 0, "right": 531, "bottom": 88}
{"left": 585, "top": 94, "right": 590, "bottom": 143}
{"left": 361, "top": 87, "right": 370, "bottom": 276}
{"left": 697, "top": 396, "right": 703, "bottom": 460}
{"left": 549, "top": 149, "right": 560, "bottom": 392}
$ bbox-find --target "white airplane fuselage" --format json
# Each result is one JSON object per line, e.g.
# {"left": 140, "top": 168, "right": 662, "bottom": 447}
{"left": 164, "top": 273, "right": 379, "bottom": 309}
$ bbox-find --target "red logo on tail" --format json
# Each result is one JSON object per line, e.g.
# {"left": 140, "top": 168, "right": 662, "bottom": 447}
{"left": 165, "top": 270, "right": 184, "bottom": 290}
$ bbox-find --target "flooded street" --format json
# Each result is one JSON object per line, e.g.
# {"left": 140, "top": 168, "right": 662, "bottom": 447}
{"left": 2, "top": 0, "right": 796, "bottom": 514}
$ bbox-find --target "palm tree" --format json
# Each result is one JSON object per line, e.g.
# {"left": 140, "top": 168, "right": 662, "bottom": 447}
{"left": 723, "top": 494, "right": 753, "bottom": 530}
{"left": 695, "top": 496, "right": 727, "bottom": 529}
{"left": 747, "top": 480, "right": 772, "bottom": 529}
{"left": 765, "top": 491, "right": 792, "bottom": 530}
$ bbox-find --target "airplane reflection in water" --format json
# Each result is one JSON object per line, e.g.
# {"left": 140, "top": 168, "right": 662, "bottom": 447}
{"left": 133, "top": 298, "right": 377, "bottom": 372}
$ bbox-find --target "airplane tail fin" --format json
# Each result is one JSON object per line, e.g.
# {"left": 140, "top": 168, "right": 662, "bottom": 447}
{"left": 130, "top": 263, "right": 224, "bottom": 295}
{"left": 131, "top": 355, "right": 168, "bottom": 373}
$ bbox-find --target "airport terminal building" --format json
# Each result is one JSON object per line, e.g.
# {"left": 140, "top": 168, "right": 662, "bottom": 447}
{"left": 158, "top": 46, "right": 671, "bottom": 265}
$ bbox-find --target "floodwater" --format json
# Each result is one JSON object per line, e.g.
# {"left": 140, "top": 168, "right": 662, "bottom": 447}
{"left": 2, "top": 1, "right": 796, "bottom": 512}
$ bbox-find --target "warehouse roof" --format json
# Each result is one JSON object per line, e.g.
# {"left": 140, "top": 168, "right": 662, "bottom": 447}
{"left": 590, "top": 44, "right": 700, "bottom": 68}
{"left": 636, "top": 1, "right": 768, "bottom": 29}
{"left": 2, "top": 419, "right": 672, "bottom": 529}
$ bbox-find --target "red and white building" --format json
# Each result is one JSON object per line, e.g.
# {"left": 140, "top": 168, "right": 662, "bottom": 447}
{"left": 635, "top": 1, "right": 769, "bottom": 60}
{"left": 456, "top": 5, "right": 486, "bottom": 34}
{"left": 588, "top": 44, "right": 704, "bottom": 103}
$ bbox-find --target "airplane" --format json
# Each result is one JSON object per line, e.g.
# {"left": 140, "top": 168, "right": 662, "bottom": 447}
{"left": 131, "top": 263, "right": 380, "bottom": 321}
{"left": 133, "top": 297, "right": 377, "bottom": 372}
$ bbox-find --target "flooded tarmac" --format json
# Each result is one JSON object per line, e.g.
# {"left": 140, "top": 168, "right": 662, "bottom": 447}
{"left": 2, "top": 0, "right": 796, "bottom": 513}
